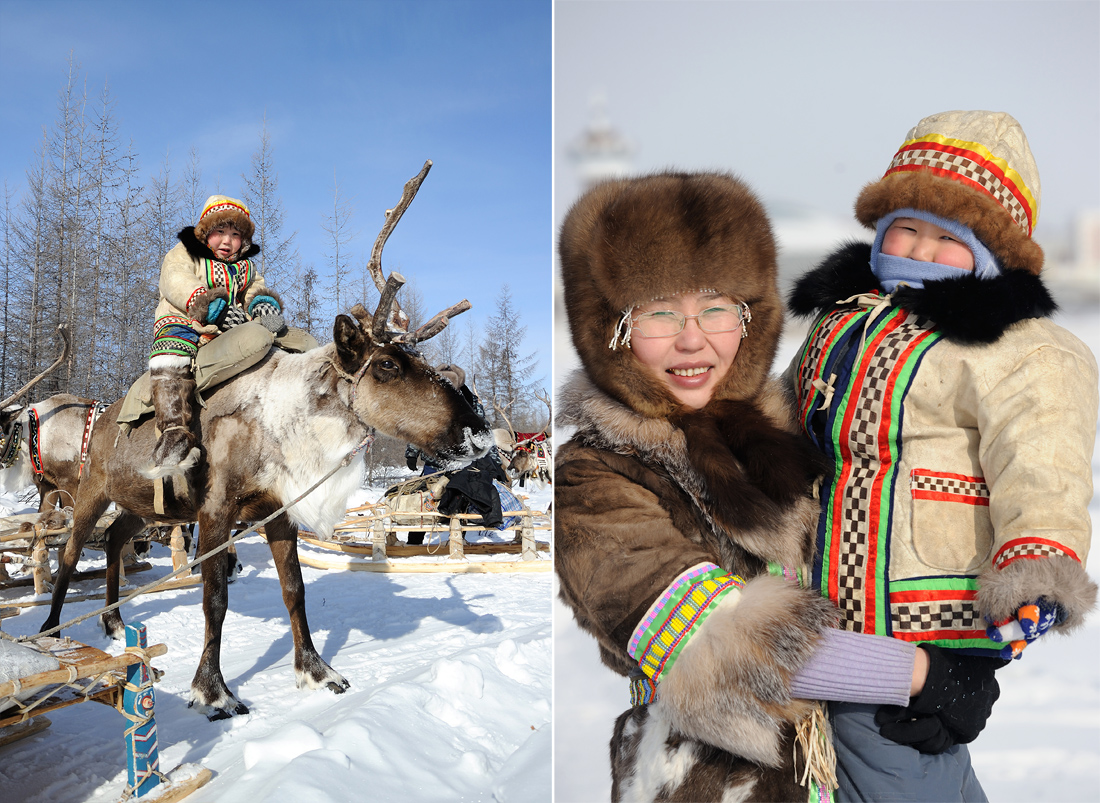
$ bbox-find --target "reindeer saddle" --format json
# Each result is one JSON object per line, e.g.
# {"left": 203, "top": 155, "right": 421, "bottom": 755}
{"left": 117, "top": 322, "right": 319, "bottom": 429}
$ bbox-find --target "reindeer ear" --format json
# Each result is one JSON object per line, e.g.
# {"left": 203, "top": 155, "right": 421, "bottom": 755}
{"left": 334, "top": 314, "right": 366, "bottom": 370}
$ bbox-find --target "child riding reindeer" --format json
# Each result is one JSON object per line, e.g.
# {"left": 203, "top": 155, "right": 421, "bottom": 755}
{"left": 144, "top": 196, "right": 286, "bottom": 483}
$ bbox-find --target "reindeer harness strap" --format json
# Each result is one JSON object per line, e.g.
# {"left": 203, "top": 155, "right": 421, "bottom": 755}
{"left": 78, "top": 402, "right": 111, "bottom": 479}
{"left": 329, "top": 356, "right": 373, "bottom": 406}
{"left": 27, "top": 410, "right": 44, "bottom": 476}
{"left": 0, "top": 419, "right": 22, "bottom": 471}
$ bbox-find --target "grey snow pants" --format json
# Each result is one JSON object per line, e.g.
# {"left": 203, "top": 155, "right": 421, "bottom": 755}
{"left": 830, "top": 702, "right": 989, "bottom": 803}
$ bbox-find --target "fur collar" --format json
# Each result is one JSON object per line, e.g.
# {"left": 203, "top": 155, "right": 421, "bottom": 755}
{"left": 178, "top": 226, "right": 262, "bottom": 263}
{"left": 561, "top": 371, "right": 820, "bottom": 568}
{"left": 789, "top": 241, "right": 1058, "bottom": 344}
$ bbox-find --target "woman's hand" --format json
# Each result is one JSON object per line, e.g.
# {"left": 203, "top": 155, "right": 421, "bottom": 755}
{"left": 909, "top": 645, "right": 930, "bottom": 696}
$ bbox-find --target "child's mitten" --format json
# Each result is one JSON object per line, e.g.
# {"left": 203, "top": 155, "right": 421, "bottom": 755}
{"left": 221, "top": 305, "right": 250, "bottom": 331}
{"left": 206, "top": 297, "right": 227, "bottom": 325}
{"left": 874, "top": 645, "right": 1005, "bottom": 754}
{"left": 248, "top": 295, "right": 286, "bottom": 334}
{"left": 985, "top": 597, "right": 1065, "bottom": 659}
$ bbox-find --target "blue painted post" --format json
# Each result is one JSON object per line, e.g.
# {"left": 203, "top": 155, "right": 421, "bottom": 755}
{"left": 124, "top": 622, "right": 161, "bottom": 798}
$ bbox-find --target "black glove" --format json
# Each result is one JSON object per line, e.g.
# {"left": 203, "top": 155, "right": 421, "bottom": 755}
{"left": 875, "top": 645, "right": 1007, "bottom": 754}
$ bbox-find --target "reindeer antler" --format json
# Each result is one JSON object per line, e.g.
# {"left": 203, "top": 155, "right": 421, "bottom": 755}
{"left": 534, "top": 388, "right": 552, "bottom": 436}
{"left": 0, "top": 325, "right": 70, "bottom": 410}
{"left": 391, "top": 300, "right": 472, "bottom": 347}
{"left": 365, "top": 161, "right": 472, "bottom": 346}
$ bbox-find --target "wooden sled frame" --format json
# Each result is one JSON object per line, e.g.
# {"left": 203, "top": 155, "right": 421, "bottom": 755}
{"left": 0, "top": 513, "right": 203, "bottom": 600}
{"left": 297, "top": 503, "right": 552, "bottom": 573}
{"left": 0, "top": 625, "right": 212, "bottom": 801}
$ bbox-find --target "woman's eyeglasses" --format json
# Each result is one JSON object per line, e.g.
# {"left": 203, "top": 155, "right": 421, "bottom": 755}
{"left": 632, "top": 303, "right": 751, "bottom": 338}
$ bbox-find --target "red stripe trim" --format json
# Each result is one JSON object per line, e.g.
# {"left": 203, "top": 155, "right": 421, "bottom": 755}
{"left": 911, "top": 469, "right": 984, "bottom": 483}
{"left": 890, "top": 589, "right": 977, "bottom": 603}
{"left": 912, "top": 490, "right": 989, "bottom": 506}
{"left": 891, "top": 629, "right": 987, "bottom": 642}
{"left": 993, "top": 537, "right": 1081, "bottom": 566}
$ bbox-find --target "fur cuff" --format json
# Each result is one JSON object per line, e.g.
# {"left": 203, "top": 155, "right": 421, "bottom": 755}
{"left": 247, "top": 288, "right": 283, "bottom": 313}
{"left": 186, "top": 287, "right": 230, "bottom": 323}
{"left": 657, "top": 574, "right": 838, "bottom": 767}
{"left": 978, "top": 555, "right": 1098, "bottom": 632}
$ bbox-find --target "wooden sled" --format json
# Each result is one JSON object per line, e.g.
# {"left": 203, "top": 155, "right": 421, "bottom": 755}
{"left": 298, "top": 503, "right": 552, "bottom": 574}
{"left": 0, "top": 625, "right": 213, "bottom": 801}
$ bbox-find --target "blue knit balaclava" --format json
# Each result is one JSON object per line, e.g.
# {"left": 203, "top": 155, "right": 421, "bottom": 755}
{"left": 870, "top": 208, "right": 1002, "bottom": 292}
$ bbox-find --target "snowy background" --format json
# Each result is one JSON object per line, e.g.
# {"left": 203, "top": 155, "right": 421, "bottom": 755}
{"left": 0, "top": 482, "right": 552, "bottom": 803}
{"left": 553, "top": 306, "right": 1100, "bottom": 803}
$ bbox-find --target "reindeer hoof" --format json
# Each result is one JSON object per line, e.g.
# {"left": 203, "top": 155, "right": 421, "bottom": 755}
{"left": 188, "top": 697, "right": 250, "bottom": 720}
{"left": 326, "top": 679, "right": 350, "bottom": 694}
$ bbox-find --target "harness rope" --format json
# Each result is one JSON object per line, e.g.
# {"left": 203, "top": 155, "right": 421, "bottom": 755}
{"left": 6, "top": 429, "right": 376, "bottom": 645}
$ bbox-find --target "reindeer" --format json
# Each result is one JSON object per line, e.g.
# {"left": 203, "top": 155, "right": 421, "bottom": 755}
{"left": 41, "top": 162, "right": 493, "bottom": 719}
{"left": 489, "top": 389, "right": 552, "bottom": 488}
{"left": 0, "top": 328, "right": 76, "bottom": 510}
{"left": 0, "top": 393, "right": 98, "bottom": 514}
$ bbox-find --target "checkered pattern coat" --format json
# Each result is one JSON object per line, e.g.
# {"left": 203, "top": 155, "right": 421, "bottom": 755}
{"left": 787, "top": 243, "right": 1098, "bottom": 652}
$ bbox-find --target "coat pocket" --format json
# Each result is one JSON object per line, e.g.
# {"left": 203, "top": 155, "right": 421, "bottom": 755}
{"left": 909, "top": 469, "right": 993, "bottom": 573}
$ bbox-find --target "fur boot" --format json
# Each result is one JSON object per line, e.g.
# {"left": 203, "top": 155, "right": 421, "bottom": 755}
{"left": 142, "top": 358, "right": 201, "bottom": 479}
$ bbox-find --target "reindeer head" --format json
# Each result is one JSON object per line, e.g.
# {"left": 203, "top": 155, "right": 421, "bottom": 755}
{"left": 333, "top": 310, "right": 491, "bottom": 469}
{"left": 331, "top": 160, "right": 492, "bottom": 469}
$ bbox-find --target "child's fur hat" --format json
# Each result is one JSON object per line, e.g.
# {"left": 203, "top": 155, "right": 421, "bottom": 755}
{"left": 855, "top": 110, "right": 1043, "bottom": 275}
{"left": 194, "top": 195, "right": 255, "bottom": 248}
{"left": 559, "top": 171, "right": 782, "bottom": 419}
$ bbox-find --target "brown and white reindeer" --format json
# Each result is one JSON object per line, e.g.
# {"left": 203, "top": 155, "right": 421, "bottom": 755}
{"left": 0, "top": 394, "right": 101, "bottom": 514}
{"left": 0, "top": 328, "right": 77, "bottom": 512}
{"left": 41, "top": 162, "right": 493, "bottom": 719}
{"left": 489, "top": 389, "right": 552, "bottom": 487}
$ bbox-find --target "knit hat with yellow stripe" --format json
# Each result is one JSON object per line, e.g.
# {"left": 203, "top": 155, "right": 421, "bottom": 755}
{"left": 855, "top": 110, "right": 1043, "bottom": 275}
{"left": 194, "top": 195, "right": 255, "bottom": 248}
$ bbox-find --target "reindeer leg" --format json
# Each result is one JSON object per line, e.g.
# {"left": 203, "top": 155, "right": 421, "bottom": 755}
{"left": 40, "top": 495, "right": 109, "bottom": 634}
{"left": 99, "top": 513, "right": 147, "bottom": 640}
{"left": 189, "top": 508, "right": 248, "bottom": 720}
{"left": 36, "top": 480, "right": 59, "bottom": 513}
{"left": 266, "top": 513, "right": 349, "bottom": 694}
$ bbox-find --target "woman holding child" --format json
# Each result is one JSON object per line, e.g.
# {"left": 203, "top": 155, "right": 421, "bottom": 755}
{"left": 555, "top": 111, "right": 1096, "bottom": 803}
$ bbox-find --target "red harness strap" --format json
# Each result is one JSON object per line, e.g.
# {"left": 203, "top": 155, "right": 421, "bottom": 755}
{"left": 78, "top": 402, "right": 110, "bottom": 479}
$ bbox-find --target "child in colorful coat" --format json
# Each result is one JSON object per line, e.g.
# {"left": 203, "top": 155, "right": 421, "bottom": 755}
{"left": 144, "top": 195, "right": 285, "bottom": 478}
{"left": 786, "top": 110, "right": 1098, "bottom": 800}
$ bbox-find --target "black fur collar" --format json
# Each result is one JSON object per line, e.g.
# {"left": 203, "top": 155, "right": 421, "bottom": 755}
{"left": 178, "top": 226, "right": 261, "bottom": 263}
{"left": 788, "top": 241, "right": 1058, "bottom": 344}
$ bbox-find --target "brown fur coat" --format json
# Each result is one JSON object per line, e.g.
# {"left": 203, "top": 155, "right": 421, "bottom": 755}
{"left": 557, "top": 373, "right": 836, "bottom": 801}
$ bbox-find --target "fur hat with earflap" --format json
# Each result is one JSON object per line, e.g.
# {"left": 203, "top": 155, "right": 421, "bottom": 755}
{"left": 855, "top": 110, "right": 1043, "bottom": 275}
{"left": 559, "top": 171, "right": 783, "bottom": 421}
{"left": 177, "top": 195, "right": 260, "bottom": 264}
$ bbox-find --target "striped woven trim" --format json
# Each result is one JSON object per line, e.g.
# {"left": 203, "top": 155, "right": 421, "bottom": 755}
{"left": 885, "top": 133, "right": 1037, "bottom": 236}
{"left": 629, "top": 673, "right": 659, "bottom": 707}
{"left": 768, "top": 562, "right": 805, "bottom": 587}
{"left": 153, "top": 315, "right": 194, "bottom": 338}
{"left": 185, "top": 287, "right": 206, "bottom": 312}
{"left": 993, "top": 537, "right": 1080, "bottom": 570}
{"left": 201, "top": 198, "right": 250, "bottom": 220}
{"left": 628, "top": 563, "right": 745, "bottom": 682}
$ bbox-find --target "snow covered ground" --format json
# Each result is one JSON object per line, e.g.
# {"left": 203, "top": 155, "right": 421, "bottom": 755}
{"left": 0, "top": 482, "right": 552, "bottom": 803}
{"left": 554, "top": 305, "right": 1100, "bottom": 803}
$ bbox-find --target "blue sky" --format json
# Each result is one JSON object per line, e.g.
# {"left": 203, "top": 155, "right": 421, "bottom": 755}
{"left": 0, "top": 0, "right": 551, "bottom": 390}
